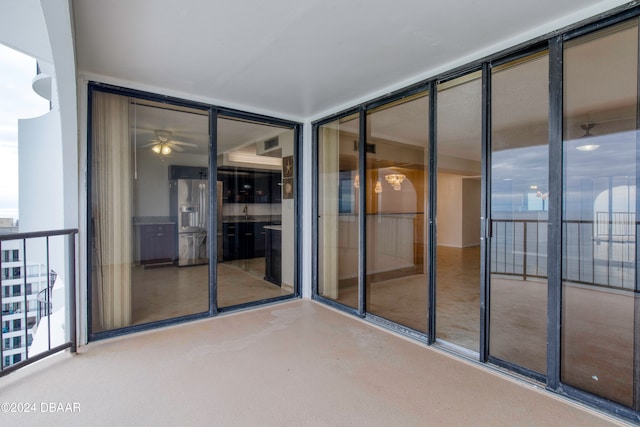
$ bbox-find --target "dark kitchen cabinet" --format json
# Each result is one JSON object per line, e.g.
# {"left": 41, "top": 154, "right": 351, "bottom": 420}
{"left": 264, "top": 227, "right": 281, "bottom": 285}
{"left": 270, "top": 173, "right": 282, "bottom": 203}
{"left": 223, "top": 221, "right": 270, "bottom": 261}
{"left": 223, "top": 222, "right": 253, "bottom": 260}
{"left": 223, "top": 223, "right": 240, "bottom": 260}
{"left": 253, "top": 173, "right": 271, "bottom": 204}
{"left": 218, "top": 169, "right": 252, "bottom": 204}
{"left": 253, "top": 222, "right": 268, "bottom": 258}
{"left": 168, "top": 165, "right": 208, "bottom": 180}
{"left": 139, "top": 223, "right": 176, "bottom": 266}
{"left": 218, "top": 167, "right": 282, "bottom": 203}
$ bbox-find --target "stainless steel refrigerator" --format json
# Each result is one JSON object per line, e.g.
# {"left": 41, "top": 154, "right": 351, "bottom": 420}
{"left": 171, "top": 179, "right": 209, "bottom": 266}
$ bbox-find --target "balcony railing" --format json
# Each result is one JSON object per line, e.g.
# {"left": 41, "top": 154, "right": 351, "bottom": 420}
{"left": 491, "top": 217, "right": 636, "bottom": 290}
{"left": 0, "top": 228, "right": 77, "bottom": 376}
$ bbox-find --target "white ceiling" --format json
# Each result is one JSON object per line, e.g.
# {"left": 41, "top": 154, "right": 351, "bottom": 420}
{"left": 72, "top": 0, "right": 631, "bottom": 122}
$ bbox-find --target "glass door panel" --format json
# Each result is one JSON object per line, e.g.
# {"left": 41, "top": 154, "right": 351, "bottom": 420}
{"left": 562, "top": 20, "right": 639, "bottom": 408}
{"left": 435, "top": 73, "right": 482, "bottom": 352}
{"left": 90, "top": 93, "right": 210, "bottom": 333}
{"left": 216, "top": 116, "right": 294, "bottom": 308}
{"left": 489, "top": 52, "right": 549, "bottom": 375}
{"left": 365, "top": 93, "right": 430, "bottom": 333}
{"left": 317, "top": 114, "right": 360, "bottom": 309}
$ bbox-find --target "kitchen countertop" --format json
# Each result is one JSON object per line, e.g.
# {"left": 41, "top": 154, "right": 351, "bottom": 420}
{"left": 223, "top": 215, "right": 281, "bottom": 223}
{"left": 132, "top": 216, "right": 176, "bottom": 225}
{"left": 263, "top": 225, "right": 282, "bottom": 231}
{"left": 133, "top": 222, "right": 176, "bottom": 226}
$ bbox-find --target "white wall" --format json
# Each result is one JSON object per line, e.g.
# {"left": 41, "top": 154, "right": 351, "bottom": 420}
{"left": 134, "top": 150, "right": 208, "bottom": 218}
{"left": 0, "top": 0, "right": 50, "bottom": 62}
{"left": 0, "top": 0, "right": 78, "bottom": 342}
{"left": 41, "top": 0, "right": 78, "bottom": 231}
{"left": 437, "top": 173, "right": 481, "bottom": 248}
{"left": 437, "top": 173, "right": 463, "bottom": 247}
{"left": 462, "top": 177, "right": 481, "bottom": 247}
{"left": 280, "top": 130, "right": 295, "bottom": 290}
{"left": 18, "top": 112, "right": 63, "bottom": 232}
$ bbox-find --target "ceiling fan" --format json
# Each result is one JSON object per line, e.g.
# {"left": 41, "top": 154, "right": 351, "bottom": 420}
{"left": 141, "top": 130, "right": 198, "bottom": 155}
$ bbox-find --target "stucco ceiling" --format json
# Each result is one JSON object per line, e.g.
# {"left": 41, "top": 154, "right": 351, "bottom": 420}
{"left": 72, "top": 0, "right": 631, "bottom": 122}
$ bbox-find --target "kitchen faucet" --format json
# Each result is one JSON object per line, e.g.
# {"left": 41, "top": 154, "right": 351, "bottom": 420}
{"left": 243, "top": 205, "right": 249, "bottom": 220}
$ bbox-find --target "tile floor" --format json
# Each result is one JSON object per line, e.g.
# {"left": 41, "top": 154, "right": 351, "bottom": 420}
{"left": 129, "top": 257, "right": 292, "bottom": 326}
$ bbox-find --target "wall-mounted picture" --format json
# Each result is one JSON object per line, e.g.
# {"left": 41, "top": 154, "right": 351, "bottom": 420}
{"left": 282, "top": 177, "right": 294, "bottom": 199}
{"left": 282, "top": 155, "right": 294, "bottom": 199}
{"left": 283, "top": 155, "right": 294, "bottom": 178}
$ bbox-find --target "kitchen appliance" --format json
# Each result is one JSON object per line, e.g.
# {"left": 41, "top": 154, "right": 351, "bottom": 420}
{"left": 171, "top": 178, "right": 209, "bottom": 266}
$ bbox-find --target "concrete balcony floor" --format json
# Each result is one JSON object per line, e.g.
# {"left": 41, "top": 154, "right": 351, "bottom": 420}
{"left": 0, "top": 300, "right": 628, "bottom": 426}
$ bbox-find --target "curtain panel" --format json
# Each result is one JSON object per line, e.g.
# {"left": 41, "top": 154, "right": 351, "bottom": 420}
{"left": 91, "top": 91, "right": 132, "bottom": 330}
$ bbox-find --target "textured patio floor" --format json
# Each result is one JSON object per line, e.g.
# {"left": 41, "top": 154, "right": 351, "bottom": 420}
{"left": 0, "top": 300, "right": 628, "bottom": 426}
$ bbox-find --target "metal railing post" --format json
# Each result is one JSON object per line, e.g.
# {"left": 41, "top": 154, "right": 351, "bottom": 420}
{"left": 0, "top": 228, "right": 78, "bottom": 377}
{"left": 523, "top": 221, "right": 527, "bottom": 281}
{"left": 0, "top": 240, "right": 3, "bottom": 371}
{"left": 66, "top": 233, "right": 77, "bottom": 353}
{"left": 22, "top": 238, "right": 28, "bottom": 360}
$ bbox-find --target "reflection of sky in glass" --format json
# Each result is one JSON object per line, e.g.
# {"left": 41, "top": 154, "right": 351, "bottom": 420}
{"left": 492, "top": 130, "right": 638, "bottom": 221}
{"left": 492, "top": 144, "right": 547, "bottom": 218}
{"left": 563, "top": 130, "right": 636, "bottom": 220}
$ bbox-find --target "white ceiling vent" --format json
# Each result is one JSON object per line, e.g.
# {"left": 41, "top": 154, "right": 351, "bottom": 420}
{"left": 256, "top": 136, "right": 282, "bottom": 158}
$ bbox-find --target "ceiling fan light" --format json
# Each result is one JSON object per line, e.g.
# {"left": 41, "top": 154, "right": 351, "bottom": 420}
{"left": 152, "top": 144, "right": 161, "bottom": 154}
{"left": 576, "top": 144, "right": 600, "bottom": 152}
{"left": 161, "top": 144, "right": 172, "bottom": 155}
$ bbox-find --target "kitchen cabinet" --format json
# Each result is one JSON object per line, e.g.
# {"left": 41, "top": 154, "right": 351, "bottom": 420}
{"left": 264, "top": 226, "right": 281, "bottom": 285}
{"left": 253, "top": 222, "right": 267, "bottom": 258}
{"left": 139, "top": 223, "right": 176, "bottom": 266}
{"left": 168, "top": 165, "right": 208, "bottom": 180}
{"left": 270, "top": 173, "right": 282, "bottom": 203}
{"left": 223, "top": 223, "right": 240, "bottom": 260}
{"left": 218, "top": 167, "right": 282, "bottom": 203}
{"left": 222, "top": 221, "right": 271, "bottom": 261}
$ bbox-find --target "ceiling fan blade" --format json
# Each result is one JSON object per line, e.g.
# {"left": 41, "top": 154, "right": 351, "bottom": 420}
{"left": 168, "top": 143, "right": 184, "bottom": 152}
{"left": 171, "top": 140, "right": 198, "bottom": 147}
{"left": 140, "top": 142, "right": 157, "bottom": 148}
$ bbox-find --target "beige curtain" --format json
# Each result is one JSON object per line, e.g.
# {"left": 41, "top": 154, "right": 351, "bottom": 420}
{"left": 92, "top": 91, "right": 132, "bottom": 330}
{"left": 319, "top": 125, "right": 340, "bottom": 298}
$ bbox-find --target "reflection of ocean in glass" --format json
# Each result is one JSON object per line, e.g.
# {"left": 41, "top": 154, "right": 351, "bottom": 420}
{"left": 563, "top": 130, "right": 636, "bottom": 290}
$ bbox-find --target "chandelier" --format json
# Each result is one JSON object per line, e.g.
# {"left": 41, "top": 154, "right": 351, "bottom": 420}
{"left": 384, "top": 173, "right": 406, "bottom": 191}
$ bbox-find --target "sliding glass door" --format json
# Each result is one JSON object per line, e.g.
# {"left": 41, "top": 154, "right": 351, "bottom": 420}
{"left": 89, "top": 85, "right": 300, "bottom": 338}
{"left": 365, "top": 93, "right": 430, "bottom": 333}
{"left": 317, "top": 113, "right": 360, "bottom": 310}
{"left": 90, "top": 91, "right": 210, "bottom": 333}
{"left": 216, "top": 116, "right": 295, "bottom": 308}
{"left": 435, "top": 73, "right": 482, "bottom": 353}
{"left": 562, "top": 19, "right": 639, "bottom": 409}
{"left": 489, "top": 52, "right": 549, "bottom": 375}
{"left": 313, "top": 11, "right": 640, "bottom": 420}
